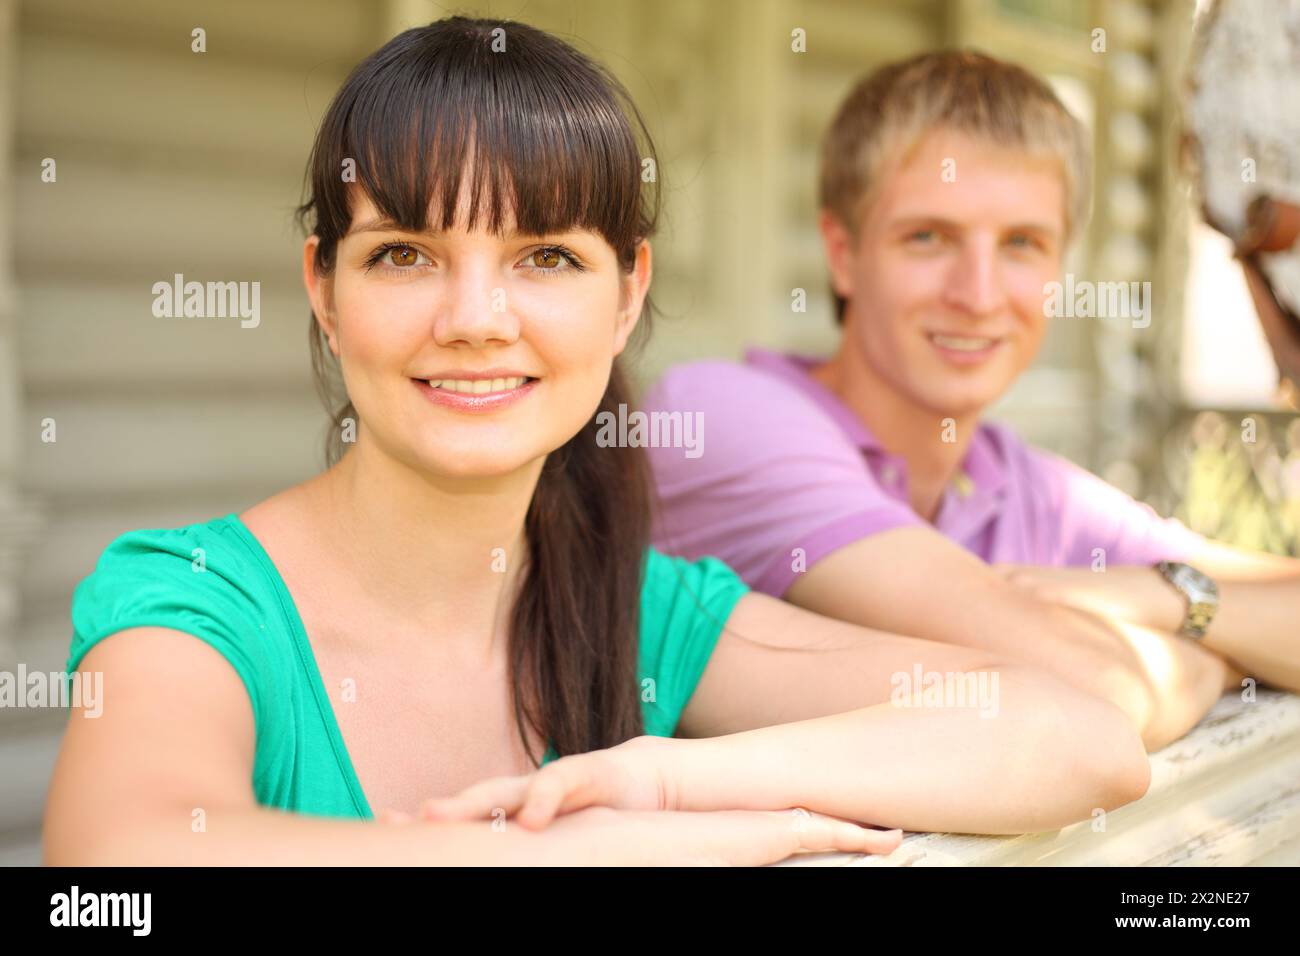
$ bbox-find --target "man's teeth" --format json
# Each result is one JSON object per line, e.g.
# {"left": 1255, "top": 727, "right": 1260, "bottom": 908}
{"left": 930, "top": 334, "right": 997, "bottom": 351}
{"left": 426, "top": 376, "right": 529, "bottom": 394}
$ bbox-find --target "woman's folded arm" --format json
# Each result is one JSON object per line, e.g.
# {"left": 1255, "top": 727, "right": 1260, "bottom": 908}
{"left": 43, "top": 626, "right": 882, "bottom": 865}
{"left": 672, "top": 592, "right": 1152, "bottom": 834}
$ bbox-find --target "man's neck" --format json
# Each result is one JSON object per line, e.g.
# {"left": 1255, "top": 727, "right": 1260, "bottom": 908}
{"left": 810, "top": 339, "right": 979, "bottom": 523}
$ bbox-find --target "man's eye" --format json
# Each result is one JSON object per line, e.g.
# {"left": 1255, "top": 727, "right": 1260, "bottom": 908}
{"left": 908, "top": 230, "right": 936, "bottom": 243}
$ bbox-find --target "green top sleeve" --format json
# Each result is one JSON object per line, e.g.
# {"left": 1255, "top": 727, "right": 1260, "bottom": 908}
{"left": 68, "top": 523, "right": 279, "bottom": 736}
{"left": 636, "top": 547, "right": 751, "bottom": 737}
{"left": 69, "top": 526, "right": 750, "bottom": 770}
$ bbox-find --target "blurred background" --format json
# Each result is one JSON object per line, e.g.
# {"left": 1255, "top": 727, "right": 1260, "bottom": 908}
{"left": 1, "top": 0, "right": 1296, "bottom": 863}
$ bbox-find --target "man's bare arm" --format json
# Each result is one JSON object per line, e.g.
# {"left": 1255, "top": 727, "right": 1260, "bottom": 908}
{"left": 784, "top": 526, "right": 1228, "bottom": 751}
{"left": 997, "top": 541, "right": 1300, "bottom": 693}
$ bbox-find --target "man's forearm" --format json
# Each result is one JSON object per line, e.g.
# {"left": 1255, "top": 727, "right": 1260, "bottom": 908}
{"left": 1100, "top": 616, "right": 1231, "bottom": 750}
{"left": 883, "top": 589, "right": 1226, "bottom": 752}
{"left": 1057, "top": 562, "right": 1300, "bottom": 693}
{"left": 1022, "top": 602, "right": 1227, "bottom": 751}
{"left": 784, "top": 541, "right": 1226, "bottom": 755}
{"left": 1184, "top": 579, "right": 1300, "bottom": 693}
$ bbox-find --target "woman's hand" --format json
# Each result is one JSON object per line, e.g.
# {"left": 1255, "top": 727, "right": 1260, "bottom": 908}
{"left": 546, "top": 806, "right": 903, "bottom": 865}
{"left": 385, "top": 804, "right": 902, "bottom": 865}
{"left": 378, "top": 734, "right": 904, "bottom": 862}
{"left": 403, "top": 735, "right": 680, "bottom": 829}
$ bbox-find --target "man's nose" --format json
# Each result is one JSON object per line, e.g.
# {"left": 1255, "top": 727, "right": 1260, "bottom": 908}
{"left": 942, "top": 241, "right": 1006, "bottom": 318}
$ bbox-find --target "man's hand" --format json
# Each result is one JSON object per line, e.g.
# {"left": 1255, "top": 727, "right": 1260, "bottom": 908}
{"left": 996, "top": 563, "right": 1251, "bottom": 697}
{"left": 994, "top": 563, "right": 1186, "bottom": 633}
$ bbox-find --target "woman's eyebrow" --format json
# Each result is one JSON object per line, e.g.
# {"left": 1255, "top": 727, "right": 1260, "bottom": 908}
{"left": 346, "top": 216, "right": 412, "bottom": 237}
{"left": 344, "top": 219, "right": 588, "bottom": 243}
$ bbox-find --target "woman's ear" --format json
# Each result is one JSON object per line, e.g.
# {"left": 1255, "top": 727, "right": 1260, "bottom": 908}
{"left": 613, "top": 239, "right": 653, "bottom": 356}
{"left": 303, "top": 235, "right": 339, "bottom": 357}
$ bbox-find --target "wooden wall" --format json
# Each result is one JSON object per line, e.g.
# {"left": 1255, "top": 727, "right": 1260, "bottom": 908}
{"left": 1, "top": 0, "right": 1168, "bottom": 861}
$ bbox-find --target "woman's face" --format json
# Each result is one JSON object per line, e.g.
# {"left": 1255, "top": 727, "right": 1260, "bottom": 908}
{"left": 305, "top": 189, "right": 650, "bottom": 480}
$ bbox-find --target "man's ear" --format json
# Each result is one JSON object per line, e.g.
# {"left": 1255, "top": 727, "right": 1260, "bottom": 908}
{"left": 303, "top": 235, "right": 339, "bottom": 357}
{"left": 613, "top": 239, "right": 653, "bottom": 356}
{"left": 818, "top": 209, "right": 857, "bottom": 301}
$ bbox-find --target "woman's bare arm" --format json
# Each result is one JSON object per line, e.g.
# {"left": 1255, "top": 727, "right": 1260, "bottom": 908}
{"left": 419, "top": 593, "right": 1151, "bottom": 836}
{"left": 670, "top": 592, "right": 1152, "bottom": 833}
{"left": 43, "top": 627, "right": 879, "bottom": 865}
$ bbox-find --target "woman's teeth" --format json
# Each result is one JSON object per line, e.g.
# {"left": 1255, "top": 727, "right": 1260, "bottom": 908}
{"left": 930, "top": 334, "right": 998, "bottom": 351}
{"left": 425, "top": 376, "right": 528, "bottom": 394}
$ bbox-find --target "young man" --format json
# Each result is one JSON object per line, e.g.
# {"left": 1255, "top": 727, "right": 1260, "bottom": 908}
{"left": 643, "top": 51, "right": 1300, "bottom": 751}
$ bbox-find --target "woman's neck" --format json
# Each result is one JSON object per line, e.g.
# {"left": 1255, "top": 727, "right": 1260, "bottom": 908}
{"left": 303, "top": 437, "right": 544, "bottom": 662}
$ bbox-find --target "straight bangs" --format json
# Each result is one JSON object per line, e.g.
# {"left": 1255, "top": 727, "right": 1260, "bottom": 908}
{"left": 302, "top": 20, "right": 656, "bottom": 272}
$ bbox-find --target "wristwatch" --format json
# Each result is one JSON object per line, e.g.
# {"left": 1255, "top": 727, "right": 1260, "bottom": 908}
{"left": 1154, "top": 561, "right": 1220, "bottom": 640}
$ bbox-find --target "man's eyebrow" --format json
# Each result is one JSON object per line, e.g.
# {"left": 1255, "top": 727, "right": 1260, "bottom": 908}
{"left": 1002, "top": 221, "right": 1061, "bottom": 237}
{"left": 888, "top": 215, "right": 961, "bottom": 230}
{"left": 889, "top": 214, "right": 1061, "bottom": 236}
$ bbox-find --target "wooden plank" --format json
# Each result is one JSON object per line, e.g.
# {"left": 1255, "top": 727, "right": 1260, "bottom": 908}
{"left": 16, "top": 488, "right": 294, "bottom": 607}
{"left": 0, "top": 726, "right": 62, "bottom": 835}
{"left": 20, "top": 279, "right": 315, "bottom": 390}
{"left": 20, "top": 0, "right": 377, "bottom": 66}
{"left": 13, "top": 149, "right": 307, "bottom": 281}
{"left": 20, "top": 391, "right": 325, "bottom": 499}
{"left": 15, "top": 32, "right": 346, "bottom": 174}
{"left": 797, "top": 0, "right": 941, "bottom": 62}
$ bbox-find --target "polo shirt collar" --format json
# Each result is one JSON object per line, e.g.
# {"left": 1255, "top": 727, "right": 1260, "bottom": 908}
{"left": 743, "top": 346, "right": 1009, "bottom": 510}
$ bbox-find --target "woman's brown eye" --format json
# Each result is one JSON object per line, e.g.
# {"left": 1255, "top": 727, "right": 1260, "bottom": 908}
{"left": 532, "top": 249, "right": 561, "bottom": 269}
{"left": 389, "top": 245, "right": 419, "bottom": 266}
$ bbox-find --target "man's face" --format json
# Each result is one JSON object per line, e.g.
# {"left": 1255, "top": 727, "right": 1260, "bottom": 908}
{"left": 822, "top": 127, "right": 1067, "bottom": 418}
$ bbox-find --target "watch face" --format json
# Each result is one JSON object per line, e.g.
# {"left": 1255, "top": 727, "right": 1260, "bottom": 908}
{"left": 1174, "top": 564, "right": 1219, "bottom": 603}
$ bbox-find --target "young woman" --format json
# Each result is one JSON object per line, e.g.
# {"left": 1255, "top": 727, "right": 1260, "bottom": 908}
{"left": 44, "top": 17, "right": 1149, "bottom": 866}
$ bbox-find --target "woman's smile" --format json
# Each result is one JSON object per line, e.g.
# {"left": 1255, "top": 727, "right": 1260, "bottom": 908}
{"left": 412, "top": 371, "right": 540, "bottom": 412}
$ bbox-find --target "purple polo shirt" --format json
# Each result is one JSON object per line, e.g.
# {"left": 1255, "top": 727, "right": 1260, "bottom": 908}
{"left": 642, "top": 347, "right": 1204, "bottom": 598}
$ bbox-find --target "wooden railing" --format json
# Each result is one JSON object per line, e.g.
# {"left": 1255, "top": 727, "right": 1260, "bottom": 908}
{"left": 781, "top": 688, "right": 1300, "bottom": 866}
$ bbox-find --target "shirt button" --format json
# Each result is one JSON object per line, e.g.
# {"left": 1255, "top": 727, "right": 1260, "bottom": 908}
{"left": 880, "top": 464, "right": 899, "bottom": 485}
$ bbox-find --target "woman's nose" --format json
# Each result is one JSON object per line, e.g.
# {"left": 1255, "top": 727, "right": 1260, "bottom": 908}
{"left": 432, "top": 267, "right": 521, "bottom": 347}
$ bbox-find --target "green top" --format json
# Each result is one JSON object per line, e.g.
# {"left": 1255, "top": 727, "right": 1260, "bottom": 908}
{"left": 67, "top": 513, "right": 749, "bottom": 820}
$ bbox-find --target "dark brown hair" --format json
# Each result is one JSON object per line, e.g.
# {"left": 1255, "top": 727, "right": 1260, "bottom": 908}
{"left": 295, "top": 16, "right": 660, "bottom": 762}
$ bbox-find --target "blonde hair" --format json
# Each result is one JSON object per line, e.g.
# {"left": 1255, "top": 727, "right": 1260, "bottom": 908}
{"left": 819, "top": 50, "right": 1092, "bottom": 323}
